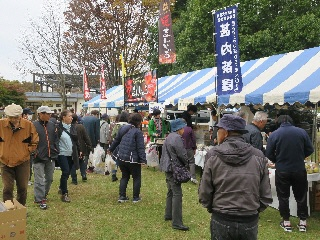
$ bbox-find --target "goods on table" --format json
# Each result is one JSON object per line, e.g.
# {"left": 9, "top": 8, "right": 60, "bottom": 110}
{"left": 305, "top": 161, "right": 319, "bottom": 174}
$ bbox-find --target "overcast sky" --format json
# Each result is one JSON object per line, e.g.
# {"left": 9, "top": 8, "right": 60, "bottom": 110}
{"left": 0, "top": 0, "right": 46, "bottom": 81}
{"left": 0, "top": 0, "right": 60, "bottom": 81}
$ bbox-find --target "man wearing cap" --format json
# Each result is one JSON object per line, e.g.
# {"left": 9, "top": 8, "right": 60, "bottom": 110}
{"left": 199, "top": 114, "right": 272, "bottom": 240}
{"left": 32, "top": 106, "right": 60, "bottom": 209}
{"left": 160, "top": 118, "right": 189, "bottom": 231}
{"left": 0, "top": 103, "right": 39, "bottom": 206}
{"left": 22, "top": 108, "right": 34, "bottom": 121}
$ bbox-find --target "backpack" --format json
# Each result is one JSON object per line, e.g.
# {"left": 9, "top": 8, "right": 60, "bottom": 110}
{"left": 111, "top": 124, "right": 121, "bottom": 139}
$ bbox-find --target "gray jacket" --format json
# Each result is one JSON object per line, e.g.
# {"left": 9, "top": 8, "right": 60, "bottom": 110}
{"left": 160, "top": 132, "right": 188, "bottom": 172}
{"left": 199, "top": 136, "right": 272, "bottom": 216}
{"left": 243, "top": 123, "right": 264, "bottom": 151}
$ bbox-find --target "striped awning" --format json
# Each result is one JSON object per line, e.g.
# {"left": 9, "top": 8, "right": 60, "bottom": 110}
{"left": 218, "top": 46, "right": 320, "bottom": 106}
{"left": 83, "top": 46, "right": 320, "bottom": 108}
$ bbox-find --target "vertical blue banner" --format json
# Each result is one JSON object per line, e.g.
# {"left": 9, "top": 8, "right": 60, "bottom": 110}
{"left": 214, "top": 5, "right": 242, "bottom": 96}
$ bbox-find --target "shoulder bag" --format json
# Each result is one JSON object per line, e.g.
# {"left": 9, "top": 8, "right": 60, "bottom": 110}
{"left": 167, "top": 148, "right": 191, "bottom": 184}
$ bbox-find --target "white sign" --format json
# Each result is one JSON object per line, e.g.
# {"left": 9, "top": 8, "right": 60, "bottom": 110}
{"left": 149, "top": 102, "right": 164, "bottom": 113}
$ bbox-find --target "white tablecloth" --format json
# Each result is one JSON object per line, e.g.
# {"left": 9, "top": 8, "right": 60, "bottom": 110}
{"left": 195, "top": 150, "right": 207, "bottom": 168}
{"left": 269, "top": 168, "right": 320, "bottom": 217}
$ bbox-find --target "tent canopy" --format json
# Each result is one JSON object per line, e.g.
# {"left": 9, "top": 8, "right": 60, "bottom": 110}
{"left": 82, "top": 85, "right": 123, "bottom": 108}
{"left": 219, "top": 46, "right": 320, "bottom": 106}
{"left": 83, "top": 46, "right": 320, "bottom": 108}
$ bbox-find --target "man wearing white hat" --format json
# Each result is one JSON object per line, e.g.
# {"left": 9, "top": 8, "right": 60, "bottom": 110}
{"left": 0, "top": 103, "right": 39, "bottom": 206}
{"left": 33, "top": 106, "right": 60, "bottom": 209}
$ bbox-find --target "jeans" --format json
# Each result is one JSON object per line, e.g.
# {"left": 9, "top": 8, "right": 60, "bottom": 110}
{"left": 118, "top": 161, "right": 141, "bottom": 198}
{"left": 186, "top": 149, "right": 196, "bottom": 179}
{"left": 57, "top": 155, "right": 73, "bottom": 195}
{"left": 71, "top": 156, "right": 88, "bottom": 182}
{"left": 275, "top": 170, "right": 308, "bottom": 220}
{"left": 33, "top": 160, "right": 55, "bottom": 202}
{"left": 164, "top": 172, "right": 184, "bottom": 227}
{"left": 210, "top": 214, "right": 258, "bottom": 240}
{"left": 0, "top": 161, "right": 30, "bottom": 206}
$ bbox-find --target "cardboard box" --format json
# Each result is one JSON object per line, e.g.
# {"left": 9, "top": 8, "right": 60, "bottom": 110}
{"left": 0, "top": 199, "right": 27, "bottom": 240}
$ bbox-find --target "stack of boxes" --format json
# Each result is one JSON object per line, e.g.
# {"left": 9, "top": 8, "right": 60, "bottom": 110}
{"left": 0, "top": 199, "right": 26, "bottom": 240}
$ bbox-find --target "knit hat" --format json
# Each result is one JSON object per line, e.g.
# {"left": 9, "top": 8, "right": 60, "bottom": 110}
{"left": 4, "top": 103, "right": 23, "bottom": 117}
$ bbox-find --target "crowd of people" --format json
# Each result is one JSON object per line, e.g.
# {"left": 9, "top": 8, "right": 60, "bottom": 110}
{"left": 0, "top": 103, "right": 315, "bottom": 237}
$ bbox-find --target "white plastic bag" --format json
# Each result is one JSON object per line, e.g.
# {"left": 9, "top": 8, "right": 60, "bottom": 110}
{"left": 146, "top": 145, "right": 159, "bottom": 167}
{"left": 91, "top": 144, "right": 105, "bottom": 174}
{"left": 105, "top": 154, "right": 116, "bottom": 175}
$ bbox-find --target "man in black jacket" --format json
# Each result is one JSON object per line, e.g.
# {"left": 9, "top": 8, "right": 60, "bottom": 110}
{"left": 181, "top": 105, "right": 197, "bottom": 128}
{"left": 33, "top": 106, "right": 60, "bottom": 209}
{"left": 266, "top": 115, "right": 314, "bottom": 232}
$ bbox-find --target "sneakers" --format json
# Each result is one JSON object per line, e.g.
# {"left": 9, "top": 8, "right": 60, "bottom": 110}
{"left": 132, "top": 197, "right": 142, "bottom": 203}
{"left": 82, "top": 176, "right": 87, "bottom": 181}
{"left": 190, "top": 178, "right": 198, "bottom": 184}
{"left": 71, "top": 180, "right": 78, "bottom": 185}
{"left": 28, "top": 181, "right": 33, "bottom": 186}
{"left": 61, "top": 193, "right": 71, "bottom": 203}
{"left": 118, "top": 196, "right": 129, "bottom": 203}
{"left": 39, "top": 200, "right": 48, "bottom": 210}
{"left": 280, "top": 220, "right": 292, "bottom": 232}
{"left": 297, "top": 220, "right": 307, "bottom": 232}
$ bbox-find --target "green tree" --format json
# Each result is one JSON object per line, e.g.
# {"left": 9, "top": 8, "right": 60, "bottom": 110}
{"left": 0, "top": 78, "right": 26, "bottom": 107}
{"left": 148, "top": 0, "right": 320, "bottom": 76}
{"left": 64, "top": 0, "right": 159, "bottom": 87}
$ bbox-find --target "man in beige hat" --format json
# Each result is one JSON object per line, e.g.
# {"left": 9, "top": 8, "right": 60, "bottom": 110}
{"left": 0, "top": 103, "right": 39, "bottom": 206}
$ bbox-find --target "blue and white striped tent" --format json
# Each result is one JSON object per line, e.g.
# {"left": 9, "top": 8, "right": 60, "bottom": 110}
{"left": 83, "top": 46, "right": 320, "bottom": 108}
{"left": 82, "top": 85, "right": 124, "bottom": 108}
{"left": 158, "top": 46, "right": 320, "bottom": 106}
{"left": 219, "top": 46, "right": 320, "bottom": 106}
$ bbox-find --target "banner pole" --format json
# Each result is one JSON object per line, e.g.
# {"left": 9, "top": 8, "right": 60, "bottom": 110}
{"left": 212, "top": 10, "right": 218, "bottom": 108}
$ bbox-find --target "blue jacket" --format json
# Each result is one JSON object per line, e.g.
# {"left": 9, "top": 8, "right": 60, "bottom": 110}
{"left": 82, "top": 116, "right": 100, "bottom": 148}
{"left": 265, "top": 122, "right": 314, "bottom": 172}
{"left": 109, "top": 124, "right": 146, "bottom": 164}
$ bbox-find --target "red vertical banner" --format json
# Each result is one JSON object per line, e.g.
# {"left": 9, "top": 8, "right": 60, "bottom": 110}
{"left": 100, "top": 64, "right": 107, "bottom": 99}
{"left": 83, "top": 67, "right": 91, "bottom": 101}
{"left": 158, "top": 0, "right": 176, "bottom": 64}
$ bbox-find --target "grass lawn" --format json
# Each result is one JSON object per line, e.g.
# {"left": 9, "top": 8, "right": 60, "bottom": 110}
{"left": 1, "top": 166, "right": 320, "bottom": 239}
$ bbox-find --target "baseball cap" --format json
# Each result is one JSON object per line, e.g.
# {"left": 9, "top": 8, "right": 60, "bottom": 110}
{"left": 23, "top": 108, "right": 34, "bottom": 115}
{"left": 101, "top": 113, "right": 109, "bottom": 119}
{"left": 214, "top": 114, "right": 248, "bottom": 134}
{"left": 37, "top": 106, "right": 54, "bottom": 113}
{"left": 4, "top": 103, "right": 23, "bottom": 117}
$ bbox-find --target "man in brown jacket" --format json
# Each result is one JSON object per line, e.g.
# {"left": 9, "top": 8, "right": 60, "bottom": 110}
{"left": 0, "top": 103, "right": 39, "bottom": 205}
